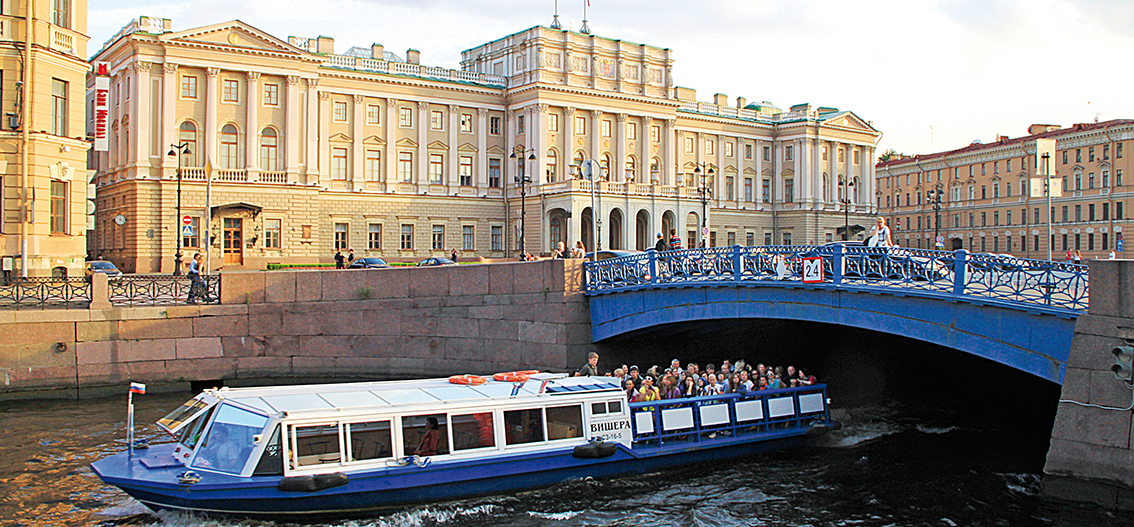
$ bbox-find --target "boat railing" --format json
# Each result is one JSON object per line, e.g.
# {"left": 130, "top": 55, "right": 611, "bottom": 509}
{"left": 627, "top": 384, "right": 829, "bottom": 446}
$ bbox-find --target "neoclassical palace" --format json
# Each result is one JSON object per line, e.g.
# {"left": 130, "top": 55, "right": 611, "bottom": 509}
{"left": 88, "top": 17, "right": 881, "bottom": 272}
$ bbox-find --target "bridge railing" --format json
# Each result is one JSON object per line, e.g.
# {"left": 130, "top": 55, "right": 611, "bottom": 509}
{"left": 584, "top": 245, "right": 1088, "bottom": 315}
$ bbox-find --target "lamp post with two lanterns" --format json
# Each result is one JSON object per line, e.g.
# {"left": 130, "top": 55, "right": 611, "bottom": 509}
{"left": 168, "top": 142, "right": 192, "bottom": 275}
{"left": 838, "top": 177, "right": 855, "bottom": 241}
{"left": 692, "top": 163, "right": 714, "bottom": 248}
{"left": 927, "top": 187, "right": 944, "bottom": 249}
{"left": 509, "top": 148, "right": 536, "bottom": 260}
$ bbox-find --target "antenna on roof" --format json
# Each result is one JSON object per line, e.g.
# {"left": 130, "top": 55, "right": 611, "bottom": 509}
{"left": 551, "top": 0, "right": 562, "bottom": 29}
{"left": 580, "top": 0, "right": 591, "bottom": 34}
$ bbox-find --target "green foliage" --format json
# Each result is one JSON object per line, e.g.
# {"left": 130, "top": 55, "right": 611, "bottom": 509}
{"left": 356, "top": 287, "right": 373, "bottom": 300}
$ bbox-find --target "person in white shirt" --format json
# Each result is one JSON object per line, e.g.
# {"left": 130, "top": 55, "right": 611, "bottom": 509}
{"left": 867, "top": 217, "right": 893, "bottom": 247}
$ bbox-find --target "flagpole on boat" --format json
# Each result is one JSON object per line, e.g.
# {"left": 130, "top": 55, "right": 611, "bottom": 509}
{"left": 127, "top": 389, "right": 134, "bottom": 457}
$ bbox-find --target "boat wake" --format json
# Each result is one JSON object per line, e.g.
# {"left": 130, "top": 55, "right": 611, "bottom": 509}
{"left": 819, "top": 403, "right": 963, "bottom": 448}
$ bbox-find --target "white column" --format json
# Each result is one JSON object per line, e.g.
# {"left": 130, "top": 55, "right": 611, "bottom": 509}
{"left": 161, "top": 63, "right": 177, "bottom": 177}
{"left": 590, "top": 110, "right": 603, "bottom": 177}
{"left": 318, "top": 91, "right": 330, "bottom": 181}
{"left": 131, "top": 62, "right": 152, "bottom": 168}
{"left": 716, "top": 134, "right": 725, "bottom": 203}
{"left": 417, "top": 101, "right": 429, "bottom": 186}
{"left": 285, "top": 76, "right": 300, "bottom": 182}
{"left": 663, "top": 119, "right": 676, "bottom": 187}
{"left": 532, "top": 105, "right": 548, "bottom": 185}
{"left": 799, "top": 137, "right": 811, "bottom": 206}
{"left": 812, "top": 137, "right": 822, "bottom": 204}
{"left": 205, "top": 67, "right": 219, "bottom": 166}
{"left": 352, "top": 94, "right": 365, "bottom": 187}
{"left": 641, "top": 116, "right": 653, "bottom": 184}
{"left": 385, "top": 98, "right": 398, "bottom": 185}
{"left": 448, "top": 105, "right": 459, "bottom": 190}
{"left": 245, "top": 71, "right": 260, "bottom": 180}
{"left": 564, "top": 107, "right": 576, "bottom": 176}
{"left": 476, "top": 108, "right": 487, "bottom": 188}
{"left": 304, "top": 78, "right": 319, "bottom": 182}
{"left": 615, "top": 113, "right": 627, "bottom": 183}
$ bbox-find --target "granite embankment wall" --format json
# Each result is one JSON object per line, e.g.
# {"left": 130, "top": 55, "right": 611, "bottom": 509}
{"left": 1045, "top": 259, "right": 1134, "bottom": 509}
{"left": 0, "top": 260, "right": 591, "bottom": 399}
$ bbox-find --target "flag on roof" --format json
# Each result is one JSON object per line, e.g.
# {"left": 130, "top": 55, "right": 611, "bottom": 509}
{"left": 129, "top": 382, "right": 146, "bottom": 394}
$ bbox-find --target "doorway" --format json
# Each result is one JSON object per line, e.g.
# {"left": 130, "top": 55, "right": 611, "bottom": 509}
{"left": 223, "top": 218, "right": 243, "bottom": 265}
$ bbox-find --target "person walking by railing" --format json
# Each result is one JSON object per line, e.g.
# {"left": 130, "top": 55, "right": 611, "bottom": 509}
{"left": 668, "top": 229, "right": 683, "bottom": 250}
{"left": 655, "top": 232, "right": 667, "bottom": 252}
{"left": 867, "top": 217, "right": 893, "bottom": 247}
{"left": 187, "top": 253, "right": 204, "bottom": 304}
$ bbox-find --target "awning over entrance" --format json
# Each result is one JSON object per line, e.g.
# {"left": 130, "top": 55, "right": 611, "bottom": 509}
{"left": 210, "top": 202, "right": 262, "bottom": 218}
{"left": 836, "top": 224, "right": 867, "bottom": 235}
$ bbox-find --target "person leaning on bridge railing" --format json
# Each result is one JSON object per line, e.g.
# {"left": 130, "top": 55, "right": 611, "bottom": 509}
{"left": 867, "top": 217, "right": 894, "bottom": 247}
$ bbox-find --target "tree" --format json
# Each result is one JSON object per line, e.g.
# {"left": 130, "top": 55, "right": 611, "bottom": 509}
{"left": 878, "top": 148, "right": 903, "bottom": 163}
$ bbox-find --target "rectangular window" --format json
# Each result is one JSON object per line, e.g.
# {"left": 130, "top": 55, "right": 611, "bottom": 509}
{"left": 763, "top": 146, "right": 771, "bottom": 161}
{"left": 1061, "top": 206, "right": 1068, "bottom": 223}
{"left": 1006, "top": 210, "right": 1013, "bottom": 225}
{"left": 727, "top": 231, "right": 736, "bottom": 246}
{"left": 651, "top": 125, "right": 660, "bottom": 143}
{"left": 1062, "top": 151, "right": 1068, "bottom": 164}
{"left": 1104, "top": 202, "right": 1110, "bottom": 220}
{"left": 181, "top": 75, "right": 197, "bottom": 99}
{"left": 1075, "top": 205, "right": 1082, "bottom": 222}
{"left": 784, "top": 179, "right": 794, "bottom": 202}
{"left": 400, "top": 224, "right": 414, "bottom": 250}
{"left": 432, "top": 225, "right": 444, "bottom": 250}
{"left": 368, "top": 224, "right": 382, "bottom": 250}
{"left": 504, "top": 409, "right": 545, "bottom": 445}
{"left": 49, "top": 181, "right": 67, "bottom": 234}
{"left": 462, "top": 225, "right": 474, "bottom": 250}
{"left": 993, "top": 211, "right": 999, "bottom": 226}
{"left": 222, "top": 79, "right": 239, "bottom": 103}
{"left": 490, "top": 116, "right": 501, "bottom": 135}
{"left": 1118, "top": 169, "right": 1124, "bottom": 186}
{"left": 430, "top": 110, "right": 443, "bottom": 130}
{"left": 744, "top": 178, "right": 753, "bottom": 202}
{"left": 627, "top": 121, "right": 636, "bottom": 140}
{"left": 459, "top": 156, "right": 473, "bottom": 186}
{"left": 333, "top": 101, "right": 347, "bottom": 122}
{"left": 705, "top": 140, "right": 715, "bottom": 156}
{"left": 747, "top": 232, "right": 755, "bottom": 246}
{"left": 399, "top": 107, "right": 413, "bottom": 127}
{"left": 784, "top": 145, "right": 793, "bottom": 161}
{"left": 1089, "top": 147, "right": 1096, "bottom": 162}
{"left": 745, "top": 144, "right": 753, "bottom": 159}
{"left": 764, "top": 232, "right": 772, "bottom": 245}
{"left": 451, "top": 412, "right": 495, "bottom": 451}
{"left": 1089, "top": 204, "right": 1096, "bottom": 221}
{"left": 1076, "top": 149, "right": 1081, "bottom": 163}
{"left": 725, "top": 176, "right": 734, "bottom": 201}
{"left": 1104, "top": 145, "right": 1110, "bottom": 159}
{"left": 332, "top": 148, "right": 348, "bottom": 180}
{"left": 52, "top": 0, "right": 70, "bottom": 28}
{"left": 548, "top": 113, "right": 559, "bottom": 132}
{"left": 601, "top": 120, "right": 611, "bottom": 137}
{"left": 334, "top": 223, "right": 348, "bottom": 250}
{"left": 684, "top": 137, "right": 694, "bottom": 154}
{"left": 367, "top": 105, "right": 381, "bottom": 125}
{"left": 460, "top": 113, "right": 472, "bottom": 133}
{"left": 491, "top": 226, "right": 502, "bottom": 251}
{"left": 429, "top": 154, "right": 444, "bottom": 184}
{"left": 575, "top": 116, "right": 585, "bottom": 135}
{"left": 489, "top": 158, "right": 501, "bottom": 187}
{"left": 398, "top": 152, "right": 413, "bottom": 182}
{"left": 853, "top": 150, "right": 860, "bottom": 165}
{"left": 547, "top": 405, "right": 583, "bottom": 441}
{"left": 1118, "top": 143, "right": 1124, "bottom": 158}
{"left": 263, "top": 83, "right": 279, "bottom": 106}
{"left": 1118, "top": 202, "right": 1124, "bottom": 219}
{"left": 346, "top": 420, "right": 393, "bottom": 461}
{"left": 724, "top": 141, "right": 733, "bottom": 158}
{"left": 402, "top": 414, "right": 448, "bottom": 456}
{"left": 51, "top": 79, "right": 67, "bottom": 136}
{"left": 264, "top": 219, "right": 281, "bottom": 249}
{"left": 762, "top": 178, "right": 771, "bottom": 202}
{"left": 365, "top": 150, "right": 381, "bottom": 181}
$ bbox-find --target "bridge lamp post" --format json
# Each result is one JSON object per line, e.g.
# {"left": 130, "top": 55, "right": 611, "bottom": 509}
{"left": 693, "top": 164, "right": 714, "bottom": 248}
{"left": 510, "top": 148, "right": 536, "bottom": 260}
{"left": 838, "top": 177, "right": 855, "bottom": 241}
{"left": 927, "top": 188, "right": 944, "bottom": 249}
{"left": 1042, "top": 152, "right": 1052, "bottom": 261}
{"left": 168, "top": 143, "right": 192, "bottom": 276}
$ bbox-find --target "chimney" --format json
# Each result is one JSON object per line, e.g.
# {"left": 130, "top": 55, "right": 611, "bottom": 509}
{"left": 406, "top": 49, "right": 420, "bottom": 65}
{"left": 736, "top": 96, "right": 747, "bottom": 109}
{"left": 316, "top": 36, "right": 334, "bottom": 55}
{"left": 713, "top": 93, "right": 728, "bottom": 106}
{"left": 371, "top": 43, "right": 384, "bottom": 60}
{"left": 997, "top": 135, "right": 1009, "bottom": 143}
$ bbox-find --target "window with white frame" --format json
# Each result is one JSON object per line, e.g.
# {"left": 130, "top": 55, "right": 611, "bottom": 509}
{"left": 429, "top": 154, "right": 444, "bottom": 184}
{"left": 181, "top": 75, "right": 198, "bottom": 99}
{"left": 785, "top": 145, "right": 793, "bottom": 161}
{"left": 332, "top": 148, "right": 348, "bottom": 180}
{"left": 398, "top": 152, "right": 413, "bottom": 182}
{"left": 400, "top": 224, "right": 413, "bottom": 250}
{"left": 706, "top": 140, "right": 715, "bottom": 156}
{"left": 627, "top": 122, "right": 637, "bottom": 140}
{"left": 489, "top": 158, "right": 501, "bottom": 187}
{"left": 548, "top": 113, "right": 559, "bottom": 132}
{"left": 490, "top": 116, "right": 501, "bottom": 135}
{"left": 517, "top": 115, "right": 525, "bottom": 134}
{"left": 491, "top": 226, "right": 502, "bottom": 251}
{"left": 763, "top": 146, "right": 771, "bottom": 161}
{"left": 460, "top": 113, "right": 473, "bottom": 133}
{"left": 365, "top": 150, "right": 381, "bottom": 181}
{"left": 51, "top": 79, "right": 67, "bottom": 136}
{"left": 601, "top": 120, "right": 611, "bottom": 137}
{"left": 366, "top": 105, "right": 380, "bottom": 125}
{"left": 399, "top": 107, "right": 412, "bottom": 127}
{"left": 685, "top": 136, "right": 694, "bottom": 154}
{"left": 334, "top": 223, "right": 349, "bottom": 250}
{"left": 333, "top": 101, "right": 347, "bottom": 122}
{"left": 260, "top": 129, "right": 279, "bottom": 171}
{"left": 650, "top": 125, "right": 660, "bottom": 143}
{"left": 725, "top": 142, "right": 733, "bottom": 157}
{"left": 222, "top": 79, "right": 239, "bottom": 102}
{"left": 430, "top": 110, "right": 443, "bottom": 130}
{"left": 220, "top": 124, "right": 239, "bottom": 169}
{"left": 263, "top": 84, "right": 279, "bottom": 106}
{"left": 432, "top": 225, "right": 445, "bottom": 250}
{"left": 575, "top": 116, "right": 586, "bottom": 135}
{"left": 265, "top": 219, "right": 281, "bottom": 248}
{"left": 368, "top": 224, "right": 382, "bottom": 250}
{"left": 462, "top": 225, "right": 474, "bottom": 250}
{"left": 459, "top": 156, "right": 473, "bottom": 186}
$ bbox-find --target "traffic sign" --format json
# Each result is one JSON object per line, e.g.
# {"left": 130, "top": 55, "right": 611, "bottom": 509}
{"left": 181, "top": 215, "right": 193, "bottom": 225}
{"left": 801, "top": 257, "right": 824, "bottom": 283}
{"left": 702, "top": 227, "right": 709, "bottom": 236}
{"left": 181, "top": 225, "right": 194, "bottom": 237}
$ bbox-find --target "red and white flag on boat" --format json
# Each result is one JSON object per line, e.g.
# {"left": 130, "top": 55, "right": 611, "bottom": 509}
{"left": 129, "top": 382, "right": 146, "bottom": 394}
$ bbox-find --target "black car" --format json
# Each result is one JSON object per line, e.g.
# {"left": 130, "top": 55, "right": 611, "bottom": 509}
{"left": 347, "top": 257, "right": 389, "bottom": 269}
{"left": 417, "top": 257, "right": 457, "bottom": 266}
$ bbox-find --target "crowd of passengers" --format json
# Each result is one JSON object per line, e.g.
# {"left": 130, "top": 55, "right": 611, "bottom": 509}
{"left": 584, "top": 357, "right": 817, "bottom": 403}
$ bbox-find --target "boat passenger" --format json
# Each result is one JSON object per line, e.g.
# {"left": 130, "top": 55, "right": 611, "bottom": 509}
{"left": 757, "top": 377, "right": 769, "bottom": 391}
{"left": 739, "top": 371, "right": 754, "bottom": 391}
{"left": 634, "top": 376, "right": 660, "bottom": 404}
{"left": 416, "top": 417, "right": 441, "bottom": 456}
{"left": 196, "top": 425, "right": 242, "bottom": 472}
{"left": 659, "top": 375, "right": 681, "bottom": 400}
{"left": 695, "top": 377, "right": 710, "bottom": 397}
{"left": 767, "top": 374, "right": 783, "bottom": 390}
{"left": 576, "top": 351, "right": 600, "bottom": 377}
{"left": 681, "top": 376, "right": 697, "bottom": 398}
{"left": 727, "top": 373, "right": 741, "bottom": 393}
{"left": 624, "top": 378, "right": 638, "bottom": 402}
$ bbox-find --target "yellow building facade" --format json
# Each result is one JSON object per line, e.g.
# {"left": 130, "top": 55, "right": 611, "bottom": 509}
{"left": 0, "top": 0, "right": 90, "bottom": 278}
{"left": 876, "top": 121, "right": 1132, "bottom": 260}
{"left": 89, "top": 18, "right": 881, "bottom": 273}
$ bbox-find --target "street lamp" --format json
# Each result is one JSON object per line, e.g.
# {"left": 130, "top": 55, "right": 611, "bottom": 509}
{"left": 1042, "top": 152, "right": 1052, "bottom": 261}
{"left": 927, "top": 187, "right": 944, "bottom": 250}
{"left": 692, "top": 164, "right": 714, "bottom": 248}
{"left": 838, "top": 177, "right": 856, "bottom": 241}
{"left": 509, "top": 148, "right": 536, "bottom": 260}
{"left": 167, "top": 143, "right": 191, "bottom": 275}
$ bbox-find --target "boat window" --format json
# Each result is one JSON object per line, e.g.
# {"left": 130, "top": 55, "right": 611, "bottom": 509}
{"left": 158, "top": 396, "right": 212, "bottom": 435}
{"left": 177, "top": 405, "right": 215, "bottom": 449}
{"left": 347, "top": 421, "right": 393, "bottom": 461}
{"left": 451, "top": 412, "right": 495, "bottom": 451}
{"left": 591, "top": 402, "right": 607, "bottom": 415}
{"left": 292, "top": 423, "right": 342, "bottom": 467}
{"left": 253, "top": 425, "right": 283, "bottom": 476}
{"left": 402, "top": 414, "right": 449, "bottom": 456}
{"left": 607, "top": 400, "right": 623, "bottom": 414}
{"left": 504, "top": 409, "right": 545, "bottom": 445}
{"left": 191, "top": 403, "right": 270, "bottom": 474}
{"left": 546, "top": 405, "right": 583, "bottom": 441}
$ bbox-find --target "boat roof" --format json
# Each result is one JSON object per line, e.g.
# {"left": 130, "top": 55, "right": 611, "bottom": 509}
{"left": 210, "top": 374, "right": 623, "bottom": 417}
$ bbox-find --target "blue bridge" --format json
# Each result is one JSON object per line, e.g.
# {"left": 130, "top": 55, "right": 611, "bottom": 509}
{"left": 583, "top": 245, "right": 1089, "bottom": 384}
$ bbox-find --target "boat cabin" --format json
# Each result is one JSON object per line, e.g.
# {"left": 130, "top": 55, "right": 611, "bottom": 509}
{"left": 155, "top": 374, "right": 629, "bottom": 478}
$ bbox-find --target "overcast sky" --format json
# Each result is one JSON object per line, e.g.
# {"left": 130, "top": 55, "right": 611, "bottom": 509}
{"left": 89, "top": 0, "right": 1134, "bottom": 161}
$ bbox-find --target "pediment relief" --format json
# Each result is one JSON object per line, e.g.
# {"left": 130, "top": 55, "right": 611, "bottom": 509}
{"left": 328, "top": 133, "right": 352, "bottom": 143}
{"left": 820, "top": 111, "right": 877, "bottom": 133}
{"left": 1070, "top": 164, "right": 1085, "bottom": 172}
{"left": 458, "top": 142, "right": 478, "bottom": 152}
{"left": 362, "top": 135, "right": 386, "bottom": 146}
{"left": 162, "top": 21, "right": 302, "bottom": 55}
{"left": 743, "top": 167, "right": 757, "bottom": 175}
{"left": 724, "top": 165, "right": 737, "bottom": 174}
{"left": 427, "top": 140, "right": 448, "bottom": 150}
{"left": 486, "top": 145, "right": 506, "bottom": 155}
{"left": 396, "top": 137, "right": 418, "bottom": 147}
{"left": 761, "top": 168, "right": 773, "bottom": 176}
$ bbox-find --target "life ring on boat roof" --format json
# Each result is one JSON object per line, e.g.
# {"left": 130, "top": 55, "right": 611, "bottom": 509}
{"left": 448, "top": 374, "right": 487, "bottom": 385}
{"left": 493, "top": 370, "right": 539, "bottom": 382}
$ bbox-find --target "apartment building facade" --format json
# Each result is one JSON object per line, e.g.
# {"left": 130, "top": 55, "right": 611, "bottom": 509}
{"left": 876, "top": 121, "right": 1132, "bottom": 259}
{"left": 89, "top": 18, "right": 881, "bottom": 273}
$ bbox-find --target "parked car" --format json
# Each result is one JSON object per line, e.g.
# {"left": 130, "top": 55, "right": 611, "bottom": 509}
{"left": 417, "top": 257, "right": 457, "bottom": 266}
{"left": 85, "top": 260, "right": 122, "bottom": 281}
{"left": 347, "top": 257, "right": 389, "bottom": 269}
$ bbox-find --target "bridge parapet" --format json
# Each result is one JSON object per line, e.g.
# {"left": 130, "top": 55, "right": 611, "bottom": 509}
{"left": 585, "top": 245, "right": 1088, "bottom": 317}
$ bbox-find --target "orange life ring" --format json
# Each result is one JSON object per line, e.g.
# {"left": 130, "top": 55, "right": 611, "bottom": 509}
{"left": 449, "top": 374, "right": 487, "bottom": 385}
{"left": 492, "top": 371, "right": 531, "bottom": 382}
{"left": 517, "top": 370, "right": 540, "bottom": 376}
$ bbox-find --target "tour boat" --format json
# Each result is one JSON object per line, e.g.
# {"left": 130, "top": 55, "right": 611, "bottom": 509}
{"left": 91, "top": 373, "right": 836, "bottom": 518}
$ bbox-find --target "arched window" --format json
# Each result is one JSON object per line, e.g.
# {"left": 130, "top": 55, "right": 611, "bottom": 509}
{"left": 823, "top": 173, "right": 830, "bottom": 202}
{"left": 573, "top": 151, "right": 585, "bottom": 178}
{"left": 260, "top": 128, "right": 278, "bottom": 171}
{"left": 178, "top": 121, "right": 197, "bottom": 166}
{"left": 853, "top": 177, "right": 860, "bottom": 203}
{"left": 650, "top": 157, "right": 660, "bottom": 183}
{"left": 220, "top": 124, "right": 239, "bottom": 169}
{"left": 600, "top": 153, "right": 612, "bottom": 180}
{"left": 625, "top": 155, "right": 637, "bottom": 182}
{"left": 546, "top": 148, "right": 558, "bottom": 182}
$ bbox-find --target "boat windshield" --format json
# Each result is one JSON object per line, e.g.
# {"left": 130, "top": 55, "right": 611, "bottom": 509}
{"left": 190, "top": 403, "right": 270, "bottom": 474}
{"left": 157, "top": 395, "right": 214, "bottom": 435}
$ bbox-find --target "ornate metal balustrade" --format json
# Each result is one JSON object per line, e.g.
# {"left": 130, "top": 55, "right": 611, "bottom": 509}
{"left": 108, "top": 274, "right": 221, "bottom": 307}
{"left": 584, "top": 245, "right": 1088, "bottom": 316}
{"left": 0, "top": 277, "right": 91, "bottom": 309}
